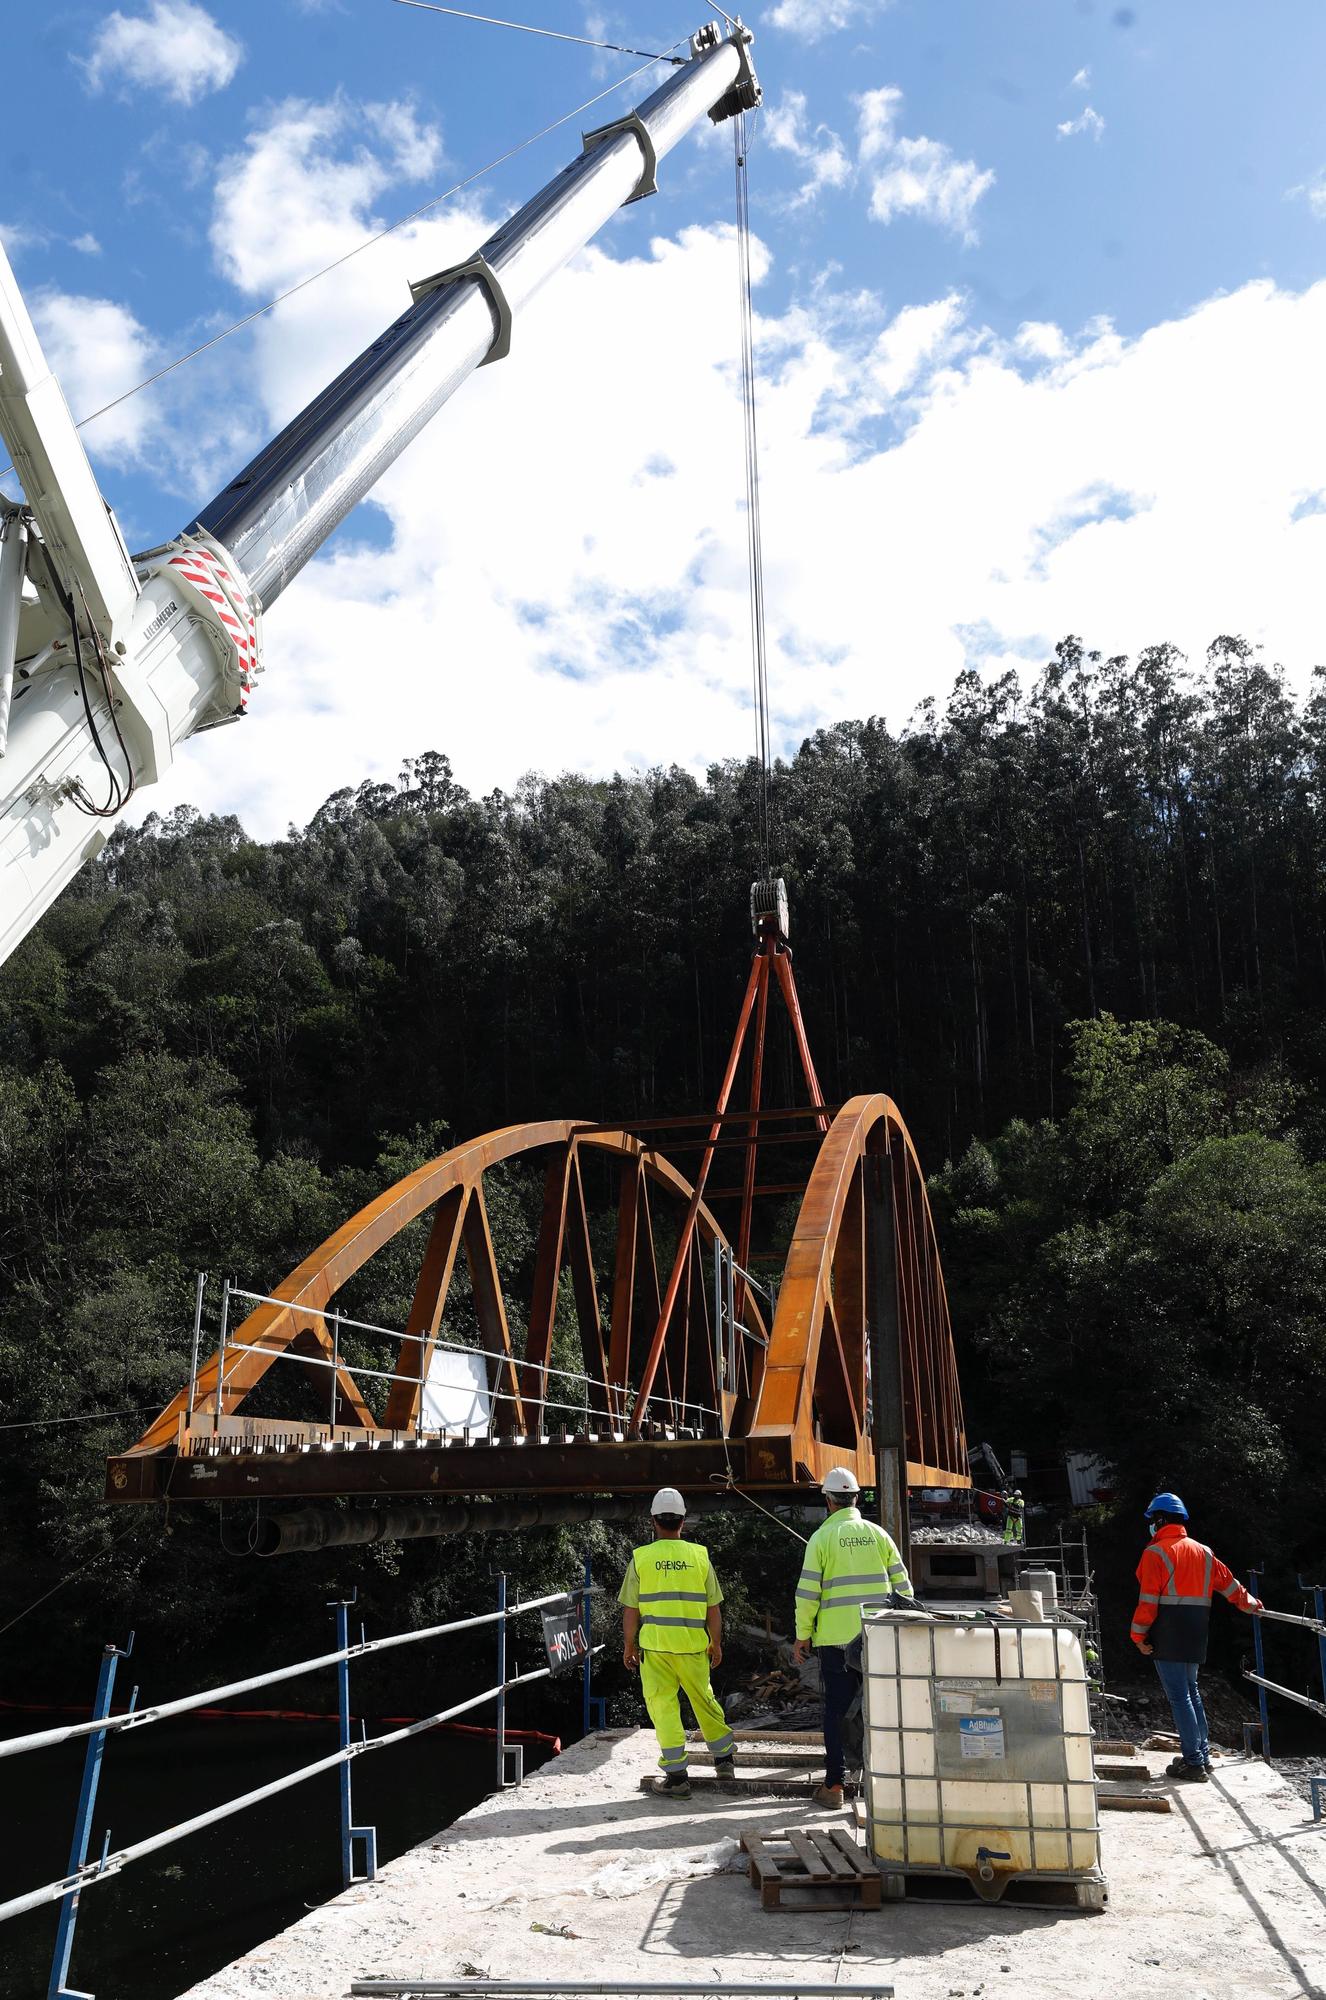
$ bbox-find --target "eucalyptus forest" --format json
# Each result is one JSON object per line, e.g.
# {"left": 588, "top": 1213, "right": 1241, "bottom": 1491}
{"left": 2, "top": 632, "right": 1325, "bottom": 1692}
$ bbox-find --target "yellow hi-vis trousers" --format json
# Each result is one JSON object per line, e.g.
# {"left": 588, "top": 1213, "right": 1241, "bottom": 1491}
{"left": 640, "top": 1649, "right": 734, "bottom": 1773}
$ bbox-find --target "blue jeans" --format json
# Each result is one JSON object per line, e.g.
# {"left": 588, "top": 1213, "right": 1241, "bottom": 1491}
{"left": 818, "top": 1645, "right": 855, "bottom": 1786}
{"left": 1153, "top": 1658, "right": 1209, "bottom": 1768}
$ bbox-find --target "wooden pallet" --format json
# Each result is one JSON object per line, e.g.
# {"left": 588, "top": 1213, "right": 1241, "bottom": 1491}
{"left": 740, "top": 1828, "right": 882, "bottom": 1911}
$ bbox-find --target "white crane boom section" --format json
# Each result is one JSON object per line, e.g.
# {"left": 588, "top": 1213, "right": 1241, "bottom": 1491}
{"left": 0, "top": 24, "right": 758, "bottom": 969}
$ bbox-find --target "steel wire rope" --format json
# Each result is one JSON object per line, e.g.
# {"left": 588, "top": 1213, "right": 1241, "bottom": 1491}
{"left": 390, "top": 0, "right": 685, "bottom": 62}
{"left": 0, "top": 1517, "right": 147, "bottom": 1641}
{"left": 0, "top": 48, "right": 683, "bottom": 484}
{"left": 733, "top": 110, "right": 772, "bottom": 876}
{"left": 0, "top": 1405, "right": 158, "bottom": 1431}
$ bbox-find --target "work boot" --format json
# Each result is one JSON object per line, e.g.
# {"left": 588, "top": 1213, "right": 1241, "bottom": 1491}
{"left": 659, "top": 1770, "right": 692, "bottom": 1800}
{"left": 813, "top": 1782, "right": 845, "bottom": 1808}
{"left": 1165, "top": 1757, "right": 1208, "bottom": 1783}
{"left": 714, "top": 1755, "right": 738, "bottom": 1786}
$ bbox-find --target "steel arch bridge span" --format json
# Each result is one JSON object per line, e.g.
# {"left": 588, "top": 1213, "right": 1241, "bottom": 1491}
{"left": 105, "top": 1101, "right": 968, "bottom": 1506}
{"left": 746, "top": 1093, "right": 967, "bottom": 1493}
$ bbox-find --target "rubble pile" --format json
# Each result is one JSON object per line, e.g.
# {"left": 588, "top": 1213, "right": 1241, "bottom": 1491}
{"left": 909, "top": 1521, "right": 1004, "bottom": 1545}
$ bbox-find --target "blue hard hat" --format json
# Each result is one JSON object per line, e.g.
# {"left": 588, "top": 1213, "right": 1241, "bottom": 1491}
{"left": 1145, "top": 1491, "right": 1188, "bottom": 1520}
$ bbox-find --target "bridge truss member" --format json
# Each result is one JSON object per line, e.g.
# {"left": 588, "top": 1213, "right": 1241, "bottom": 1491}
{"left": 620, "top": 1488, "right": 735, "bottom": 1800}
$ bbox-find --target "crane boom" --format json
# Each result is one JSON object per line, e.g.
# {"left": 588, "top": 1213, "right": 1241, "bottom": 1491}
{"left": 0, "top": 23, "right": 758, "bottom": 968}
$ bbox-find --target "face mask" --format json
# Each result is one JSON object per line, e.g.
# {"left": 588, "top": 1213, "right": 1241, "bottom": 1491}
{"left": 1148, "top": 1519, "right": 1160, "bottom": 1537}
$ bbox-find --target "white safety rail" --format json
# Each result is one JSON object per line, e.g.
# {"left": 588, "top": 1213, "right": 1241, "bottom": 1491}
{"left": 198, "top": 1281, "right": 722, "bottom": 1442}
{"left": 0, "top": 1587, "right": 590, "bottom": 1926}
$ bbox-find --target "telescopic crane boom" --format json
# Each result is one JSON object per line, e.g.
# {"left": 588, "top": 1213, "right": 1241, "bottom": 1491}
{"left": 0, "top": 23, "right": 759, "bottom": 967}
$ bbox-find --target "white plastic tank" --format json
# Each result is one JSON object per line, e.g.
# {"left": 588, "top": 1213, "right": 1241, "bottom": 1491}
{"left": 862, "top": 1608, "right": 1102, "bottom": 1902}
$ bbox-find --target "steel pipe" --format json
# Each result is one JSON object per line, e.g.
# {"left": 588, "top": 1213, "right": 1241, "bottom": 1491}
{"left": 0, "top": 1666, "right": 558, "bottom": 1930}
{"left": 0, "top": 1589, "right": 569, "bottom": 1761}
{"left": 351, "top": 1986, "right": 896, "bottom": 1997}
{"left": 1250, "top": 1607, "right": 1326, "bottom": 1635}
{"left": 1243, "top": 1670, "right": 1326, "bottom": 1719}
{"left": 189, "top": 33, "right": 750, "bottom": 609}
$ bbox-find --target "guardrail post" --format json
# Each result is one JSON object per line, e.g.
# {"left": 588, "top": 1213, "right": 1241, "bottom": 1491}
{"left": 580, "top": 1554, "right": 606, "bottom": 1735}
{"left": 1249, "top": 1566, "right": 1271, "bottom": 1760}
{"left": 1299, "top": 1576, "right": 1326, "bottom": 1718}
{"left": 494, "top": 1571, "right": 523, "bottom": 1789}
{"left": 331, "top": 1593, "right": 377, "bottom": 1890}
{"left": 47, "top": 1631, "right": 134, "bottom": 2000}
{"left": 495, "top": 1571, "right": 507, "bottom": 1787}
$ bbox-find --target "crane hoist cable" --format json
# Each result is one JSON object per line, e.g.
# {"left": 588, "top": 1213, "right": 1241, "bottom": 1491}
{"left": 733, "top": 110, "right": 772, "bottom": 875}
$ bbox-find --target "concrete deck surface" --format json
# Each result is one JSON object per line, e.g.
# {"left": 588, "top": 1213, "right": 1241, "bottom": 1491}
{"left": 181, "top": 1730, "right": 1326, "bottom": 2000}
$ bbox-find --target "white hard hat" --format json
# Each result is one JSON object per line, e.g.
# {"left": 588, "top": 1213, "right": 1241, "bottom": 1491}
{"left": 651, "top": 1487, "right": 687, "bottom": 1516}
{"left": 822, "top": 1467, "right": 860, "bottom": 1497}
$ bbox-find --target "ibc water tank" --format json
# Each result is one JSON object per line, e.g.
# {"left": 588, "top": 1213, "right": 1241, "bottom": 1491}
{"left": 862, "top": 1608, "right": 1104, "bottom": 1905}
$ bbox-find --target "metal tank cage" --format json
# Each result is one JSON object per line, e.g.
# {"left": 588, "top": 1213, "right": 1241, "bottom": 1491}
{"left": 861, "top": 1611, "right": 1106, "bottom": 1907}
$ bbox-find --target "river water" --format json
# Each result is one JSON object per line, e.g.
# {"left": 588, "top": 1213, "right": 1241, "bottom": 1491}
{"left": 2, "top": 1713, "right": 554, "bottom": 1999}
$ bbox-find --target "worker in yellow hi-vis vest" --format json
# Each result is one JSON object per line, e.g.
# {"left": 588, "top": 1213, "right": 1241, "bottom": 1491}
{"left": 792, "top": 1466, "right": 913, "bottom": 1807}
{"left": 620, "top": 1488, "right": 735, "bottom": 1799}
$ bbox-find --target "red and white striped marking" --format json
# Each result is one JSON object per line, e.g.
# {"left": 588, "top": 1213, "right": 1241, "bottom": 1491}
{"left": 166, "top": 545, "right": 259, "bottom": 705}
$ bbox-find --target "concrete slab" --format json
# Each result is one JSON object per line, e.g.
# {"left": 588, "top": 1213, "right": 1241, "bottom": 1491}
{"left": 180, "top": 1732, "right": 1326, "bottom": 2000}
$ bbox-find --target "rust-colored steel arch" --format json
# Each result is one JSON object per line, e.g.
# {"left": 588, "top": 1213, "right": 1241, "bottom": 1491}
{"left": 108, "top": 1098, "right": 969, "bottom": 1508}
{"left": 122, "top": 1119, "right": 762, "bottom": 1465}
{"left": 746, "top": 1094, "right": 968, "bottom": 1492}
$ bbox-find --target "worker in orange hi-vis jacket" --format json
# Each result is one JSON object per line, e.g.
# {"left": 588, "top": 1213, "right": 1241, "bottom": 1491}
{"left": 1131, "top": 1491, "right": 1262, "bottom": 1783}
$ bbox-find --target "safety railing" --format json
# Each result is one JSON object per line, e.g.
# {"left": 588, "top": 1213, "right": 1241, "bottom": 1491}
{"left": 194, "top": 1277, "right": 721, "bottom": 1443}
{"left": 0, "top": 1568, "right": 603, "bottom": 2000}
{"left": 1244, "top": 1568, "right": 1326, "bottom": 1818}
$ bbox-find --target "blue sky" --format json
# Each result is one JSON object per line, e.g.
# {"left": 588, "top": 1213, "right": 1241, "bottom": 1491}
{"left": 3, "top": 1, "right": 1326, "bottom": 831}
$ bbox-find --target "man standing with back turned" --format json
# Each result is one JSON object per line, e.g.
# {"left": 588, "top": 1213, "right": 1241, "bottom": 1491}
{"left": 792, "top": 1467, "right": 914, "bottom": 1807}
{"left": 1131, "top": 1491, "right": 1262, "bottom": 1782}
{"left": 620, "top": 1487, "right": 735, "bottom": 1800}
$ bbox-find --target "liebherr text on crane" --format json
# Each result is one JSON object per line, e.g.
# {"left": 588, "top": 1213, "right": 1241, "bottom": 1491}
{"left": 0, "top": 22, "right": 760, "bottom": 966}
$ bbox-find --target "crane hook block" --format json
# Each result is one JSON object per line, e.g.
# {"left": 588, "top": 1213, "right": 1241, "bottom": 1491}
{"left": 408, "top": 253, "right": 512, "bottom": 365}
{"left": 581, "top": 112, "right": 658, "bottom": 204}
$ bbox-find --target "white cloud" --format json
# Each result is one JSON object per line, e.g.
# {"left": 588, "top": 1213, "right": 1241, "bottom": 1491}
{"left": 0, "top": 221, "right": 47, "bottom": 254}
{"left": 868, "top": 139, "right": 995, "bottom": 240}
{"left": 211, "top": 97, "right": 444, "bottom": 302}
{"left": 769, "top": 0, "right": 892, "bottom": 42}
{"left": 28, "top": 289, "right": 160, "bottom": 459}
{"left": 71, "top": 233, "right": 103, "bottom": 256}
{"left": 1058, "top": 106, "right": 1106, "bottom": 141}
{"left": 1288, "top": 170, "right": 1326, "bottom": 220}
{"left": 857, "top": 86, "right": 902, "bottom": 163}
{"left": 856, "top": 88, "right": 994, "bottom": 243}
{"left": 868, "top": 294, "right": 965, "bottom": 396}
{"left": 764, "top": 92, "right": 851, "bottom": 207}
{"left": 77, "top": 1, "right": 243, "bottom": 106}
{"left": 118, "top": 97, "right": 1326, "bottom": 846}
{"left": 1071, "top": 66, "right": 1091, "bottom": 89}
{"left": 1014, "top": 320, "right": 1069, "bottom": 361}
